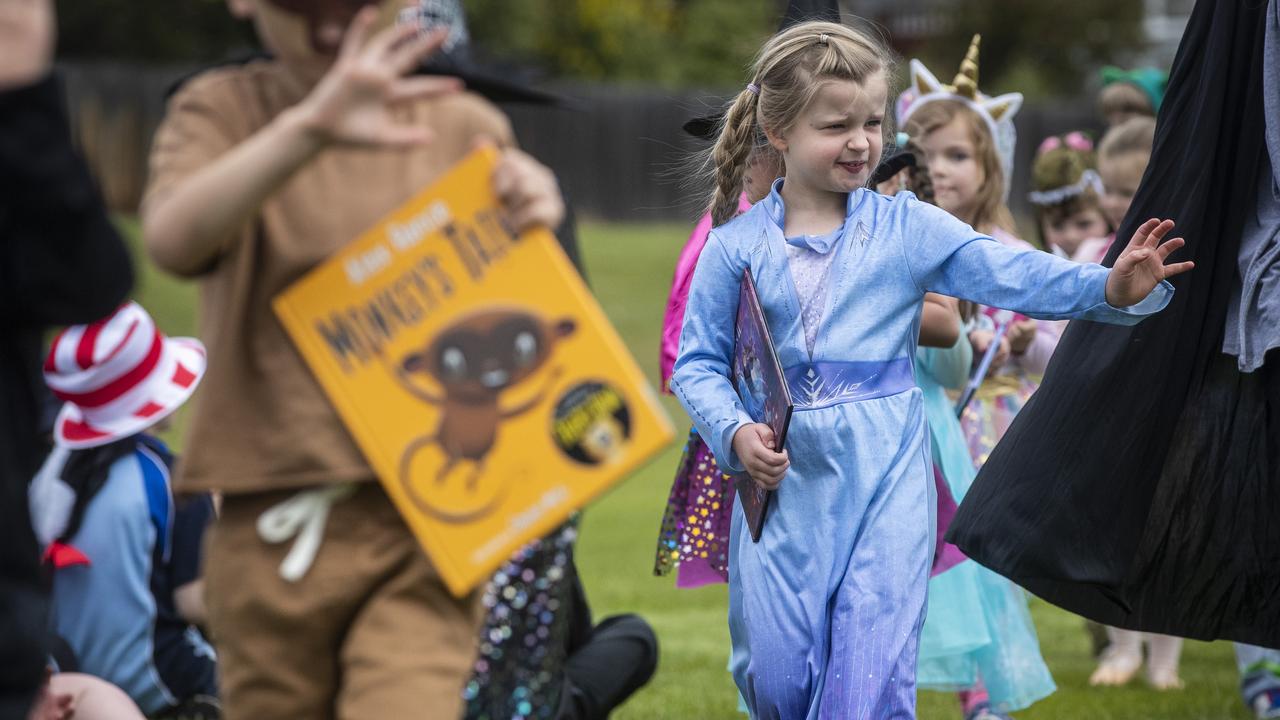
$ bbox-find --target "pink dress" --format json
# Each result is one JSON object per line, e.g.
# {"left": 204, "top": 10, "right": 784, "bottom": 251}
{"left": 654, "top": 196, "right": 751, "bottom": 588}
{"left": 1072, "top": 233, "right": 1116, "bottom": 265}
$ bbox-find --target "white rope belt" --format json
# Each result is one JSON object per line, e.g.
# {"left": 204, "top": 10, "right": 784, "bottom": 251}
{"left": 256, "top": 483, "right": 357, "bottom": 582}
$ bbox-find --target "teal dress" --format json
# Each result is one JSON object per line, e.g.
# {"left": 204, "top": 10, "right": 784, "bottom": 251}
{"left": 915, "top": 325, "right": 1056, "bottom": 712}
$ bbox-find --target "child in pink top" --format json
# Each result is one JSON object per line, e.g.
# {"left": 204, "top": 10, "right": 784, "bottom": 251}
{"left": 654, "top": 130, "right": 781, "bottom": 587}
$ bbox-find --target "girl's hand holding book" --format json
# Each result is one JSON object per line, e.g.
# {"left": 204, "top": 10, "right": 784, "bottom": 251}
{"left": 1104, "top": 218, "right": 1195, "bottom": 307}
{"left": 733, "top": 423, "right": 789, "bottom": 490}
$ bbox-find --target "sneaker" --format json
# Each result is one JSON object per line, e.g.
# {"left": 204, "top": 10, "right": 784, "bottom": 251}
{"left": 1251, "top": 689, "right": 1280, "bottom": 719}
{"left": 965, "top": 702, "right": 1014, "bottom": 720}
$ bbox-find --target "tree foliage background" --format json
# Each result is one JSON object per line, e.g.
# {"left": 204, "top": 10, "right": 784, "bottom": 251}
{"left": 53, "top": 0, "right": 1148, "bottom": 97}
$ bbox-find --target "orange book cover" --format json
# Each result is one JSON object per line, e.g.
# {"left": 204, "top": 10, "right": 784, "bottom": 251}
{"left": 273, "top": 147, "right": 674, "bottom": 596}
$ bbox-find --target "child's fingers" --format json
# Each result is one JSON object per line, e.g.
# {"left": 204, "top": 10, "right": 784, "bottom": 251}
{"left": 492, "top": 159, "right": 529, "bottom": 202}
{"left": 365, "top": 16, "right": 420, "bottom": 59}
{"left": 1125, "top": 247, "right": 1152, "bottom": 265}
{"left": 507, "top": 197, "right": 564, "bottom": 234}
{"left": 499, "top": 175, "right": 564, "bottom": 231}
{"left": 388, "top": 26, "right": 449, "bottom": 75}
{"left": 472, "top": 134, "right": 499, "bottom": 153}
{"left": 756, "top": 424, "right": 776, "bottom": 445}
{"left": 757, "top": 448, "right": 788, "bottom": 469}
{"left": 1128, "top": 218, "right": 1161, "bottom": 247}
{"left": 1163, "top": 260, "right": 1196, "bottom": 278}
{"left": 752, "top": 462, "right": 787, "bottom": 488}
{"left": 1146, "top": 219, "right": 1175, "bottom": 248}
{"left": 389, "top": 75, "right": 463, "bottom": 103}
{"left": 1156, "top": 236, "right": 1186, "bottom": 259}
{"left": 755, "top": 474, "right": 782, "bottom": 491}
{"left": 338, "top": 6, "right": 380, "bottom": 62}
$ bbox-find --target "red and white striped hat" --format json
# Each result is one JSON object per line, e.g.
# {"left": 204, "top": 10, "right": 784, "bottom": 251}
{"left": 43, "top": 302, "right": 206, "bottom": 449}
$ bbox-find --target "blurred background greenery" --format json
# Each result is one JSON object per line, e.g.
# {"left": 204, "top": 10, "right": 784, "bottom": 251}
{"left": 55, "top": 0, "right": 1159, "bottom": 98}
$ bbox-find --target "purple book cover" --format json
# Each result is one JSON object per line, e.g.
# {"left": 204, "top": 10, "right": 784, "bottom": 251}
{"left": 731, "top": 269, "right": 793, "bottom": 542}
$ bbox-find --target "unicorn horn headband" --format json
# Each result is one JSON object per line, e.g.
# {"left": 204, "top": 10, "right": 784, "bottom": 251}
{"left": 951, "top": 34, "right": 980, "bottom": 99}
{"left": 898, "top": 34, "right": 1024, "bottom": 199}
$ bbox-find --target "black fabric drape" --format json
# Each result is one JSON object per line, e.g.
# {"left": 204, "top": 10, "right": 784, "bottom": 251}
{"left": 948, "top": 0, "right": 1280, "bottom": 646}
{"left": 1, "top": 73, "right": 133, "bottom": 719}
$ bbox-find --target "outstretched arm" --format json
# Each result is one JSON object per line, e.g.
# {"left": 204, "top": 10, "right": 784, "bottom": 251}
{"left": 904, "top": 199, "right": 1191, "bottom": 325}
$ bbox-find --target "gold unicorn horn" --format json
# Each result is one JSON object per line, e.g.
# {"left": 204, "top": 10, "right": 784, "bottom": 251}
{"left": 950, "top": 34, "right": 981, "bottom": 99}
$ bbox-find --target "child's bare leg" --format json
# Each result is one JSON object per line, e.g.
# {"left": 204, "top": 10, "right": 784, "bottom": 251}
{"left": 1090, "top": 627, "right": 1142, "bottom": 686}
{"left": 1146, "top": 634, "right": 1185, "bottom": 690}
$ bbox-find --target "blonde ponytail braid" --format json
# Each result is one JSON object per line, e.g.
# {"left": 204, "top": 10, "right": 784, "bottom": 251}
{"left": 708, "top": 86, "right": 761, "bottom": 227}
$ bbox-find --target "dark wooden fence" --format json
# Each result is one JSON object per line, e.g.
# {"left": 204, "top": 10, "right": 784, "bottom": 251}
{"left": 60, "top": 62, "right": 1100, "bottom": 224}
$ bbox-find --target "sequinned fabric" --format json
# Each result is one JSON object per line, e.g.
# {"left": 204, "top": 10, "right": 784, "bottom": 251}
{"left": 464, "top": 521, "right": 578, "bottom": 720}
{"left": 654, "top": 429, "right": 734, "bottom": 584}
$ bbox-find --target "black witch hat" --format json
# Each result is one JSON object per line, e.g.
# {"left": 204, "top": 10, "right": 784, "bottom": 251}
{"left": 683, "top": 0, "right": 843, "bottom": 140}
{"left": 404, "top": 0, "right": 563, "bottom": 106}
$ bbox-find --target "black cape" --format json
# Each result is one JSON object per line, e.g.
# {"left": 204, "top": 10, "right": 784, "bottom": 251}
{"left": 947, "top": 0, "right": 1280, "bottom": 647}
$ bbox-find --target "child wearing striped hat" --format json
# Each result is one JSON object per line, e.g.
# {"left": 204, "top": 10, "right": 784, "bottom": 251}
{"left": 29, "top": 301, "right": 219, "bottom": 719}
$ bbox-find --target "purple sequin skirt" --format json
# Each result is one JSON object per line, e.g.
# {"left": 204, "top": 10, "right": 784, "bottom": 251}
{"left": 654, "top": 429, "right": 735, "bottom": 587}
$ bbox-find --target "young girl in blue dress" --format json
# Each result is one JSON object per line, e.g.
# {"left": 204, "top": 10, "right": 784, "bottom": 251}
{"left": 896, "top": 43, "right": 1057, "bottom": 719}
{"left": 671, "top": 19, "right": 1192, "bottom": 719}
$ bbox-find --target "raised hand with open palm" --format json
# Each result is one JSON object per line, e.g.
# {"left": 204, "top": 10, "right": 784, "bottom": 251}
{"left": 1104, "top": 218, "right": 1195, "bottom": 307}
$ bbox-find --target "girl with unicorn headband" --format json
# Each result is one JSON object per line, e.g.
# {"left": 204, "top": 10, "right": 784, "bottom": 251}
{"left": 897, "top": 37, "right": 1056, "bottom": 720}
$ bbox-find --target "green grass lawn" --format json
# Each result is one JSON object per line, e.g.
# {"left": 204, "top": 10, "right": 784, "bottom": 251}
{"left": 122, "top": 218, "right": 1250, "bottom": 719}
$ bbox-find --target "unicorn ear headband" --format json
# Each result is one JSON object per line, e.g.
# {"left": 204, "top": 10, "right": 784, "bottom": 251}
{"left": 898, "top": 35, "right": 1024, "bottom": 199}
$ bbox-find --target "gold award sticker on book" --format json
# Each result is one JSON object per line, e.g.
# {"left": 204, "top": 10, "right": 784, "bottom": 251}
{"left": 274, "top": 147, "right": 674, "bottom": 596}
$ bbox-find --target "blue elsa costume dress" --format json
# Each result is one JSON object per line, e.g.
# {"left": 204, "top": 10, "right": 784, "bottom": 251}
{"left": 914, "top": 332, "right": 1056, "bottom": 712}
{"left": 670, "top": 180, "right": 1171, "bottom": 720}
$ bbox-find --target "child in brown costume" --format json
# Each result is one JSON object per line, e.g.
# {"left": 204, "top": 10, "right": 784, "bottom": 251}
{"left": 141, "top": 2, "right": 564, "bottom": 717}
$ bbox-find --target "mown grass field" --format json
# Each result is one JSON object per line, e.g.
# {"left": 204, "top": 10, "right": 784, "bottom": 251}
{"left": 121, "top": 217, "right": 1249, "bottom": 719}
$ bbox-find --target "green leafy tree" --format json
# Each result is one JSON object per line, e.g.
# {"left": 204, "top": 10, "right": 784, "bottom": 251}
{"left": 465, "top": 0, "right": 775, "bottom": 88}
{"left": 906, "top": 0, "right": 1146, "bottom": 99}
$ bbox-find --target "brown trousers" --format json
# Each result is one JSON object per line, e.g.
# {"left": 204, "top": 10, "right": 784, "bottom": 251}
{"left": 204, "top": 483, "right": 482, "bottom": 720}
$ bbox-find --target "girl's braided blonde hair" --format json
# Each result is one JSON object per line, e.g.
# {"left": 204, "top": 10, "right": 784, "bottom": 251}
{"left": 707, "top": 21, "right": 893, "bottom": 226}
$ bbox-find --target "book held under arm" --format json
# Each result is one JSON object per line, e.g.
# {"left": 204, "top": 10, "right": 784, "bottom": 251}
{"left": 731, "top": 269, "right": 794, "bottom": 543}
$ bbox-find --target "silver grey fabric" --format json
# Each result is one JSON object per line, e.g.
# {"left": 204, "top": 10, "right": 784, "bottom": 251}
{"left": 1222, "top": 0, "right": 1280, "bottom": 372}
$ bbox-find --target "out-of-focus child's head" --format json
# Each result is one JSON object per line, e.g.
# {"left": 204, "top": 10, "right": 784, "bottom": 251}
{"left": 1028, "top": 132, "right": 1110, "bottom": 257}
{"left": 900, "top": 35, "right": 1022, "bottom": 235}
{"left": 231, "top": 0, "right": 404, "bottom": 69}
{"left": 1097, "top": 116, "right": 1157, "bottom": 229}
{"left": 1097, "top": 66, "right": 1167, "bottom": 129}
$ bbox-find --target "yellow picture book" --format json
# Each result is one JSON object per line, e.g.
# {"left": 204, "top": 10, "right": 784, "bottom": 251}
{"left": 273, "top": 147, "right": 674, "bottom": 596}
